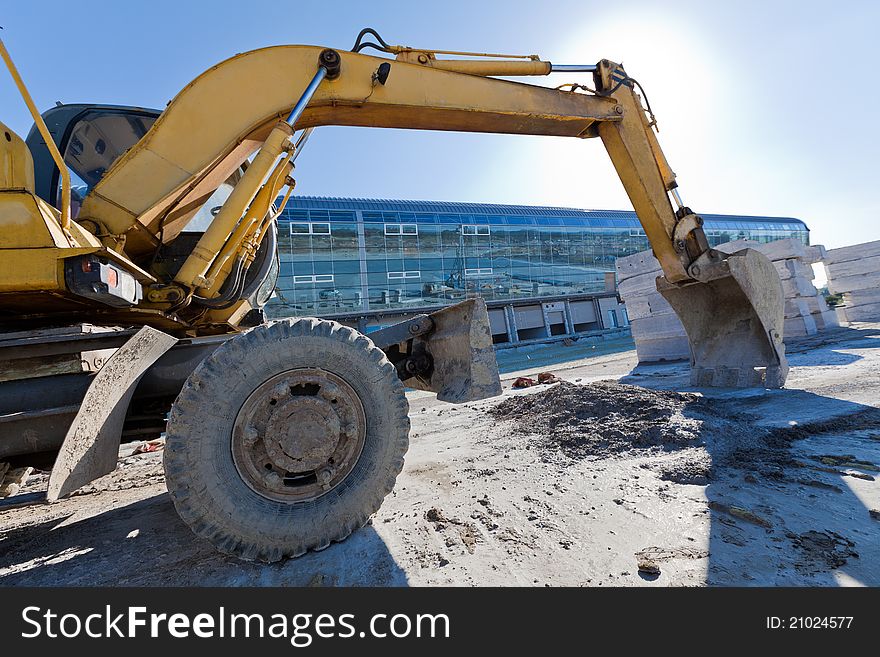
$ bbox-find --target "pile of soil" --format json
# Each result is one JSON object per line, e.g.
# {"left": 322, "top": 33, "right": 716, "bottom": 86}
{"left": 490, "top": 381, "right": 712, "bottom": 460}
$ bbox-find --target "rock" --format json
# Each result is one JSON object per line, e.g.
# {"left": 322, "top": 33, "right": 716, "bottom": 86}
{"left": 0, "top": 466, "right": 34, "bottom": 498}
{"left": 708, "top": 501, "right": 772, "bottom": 528}
{"left": 816, "top": 454, "right": 879, "bottom": 471}
{"left": 425, "top": 507, "right": 447, "bottom": 523}
{"left": 637, "top": 558, "right": 661, "bottom": 576}
{"left": 131, "top": 439, "right": 164, "bottom": 455}
{"left": 307, "top": 573, "right": 334, "bottom": 587}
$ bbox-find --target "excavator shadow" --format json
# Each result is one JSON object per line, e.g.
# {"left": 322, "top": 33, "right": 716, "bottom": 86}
{"left": 698, "top": 391, "right": 880, "bottom": 586}
{"left": 618, "top": 369, "right": 880, "bottom": 586}
{"left": 623, "top": 324, "right": 880, "bottom": 385}
{"left": 0, "top": 491, "right": 409, "bottom": 586}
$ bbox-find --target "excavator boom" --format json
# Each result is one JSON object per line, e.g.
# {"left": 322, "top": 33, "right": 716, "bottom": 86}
{"left": 68, "top": 38, "right": 786, "bottom": 387}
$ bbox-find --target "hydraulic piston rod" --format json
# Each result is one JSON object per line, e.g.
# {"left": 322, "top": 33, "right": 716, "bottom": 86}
{"left": 174, "top": 54, "right": 339, "bottom": 289}
{"left": 550, "top": 64, "right": 599, "bottom": 73}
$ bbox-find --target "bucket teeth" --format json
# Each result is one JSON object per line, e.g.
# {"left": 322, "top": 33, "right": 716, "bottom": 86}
{"left": 657, "top": 248, "right": 789, "bottom": 389}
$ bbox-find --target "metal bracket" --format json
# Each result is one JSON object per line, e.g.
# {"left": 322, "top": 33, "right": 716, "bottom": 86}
{"left": 367, "top": 314, "right": 434, "bottom": 349}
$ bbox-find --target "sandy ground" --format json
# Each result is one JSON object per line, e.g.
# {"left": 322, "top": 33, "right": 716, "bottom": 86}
{"left": 1, "top": 323, "right": 878, "bottom": 587}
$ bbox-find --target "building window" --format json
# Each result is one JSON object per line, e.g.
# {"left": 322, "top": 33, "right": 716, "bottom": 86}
{"left": 628, "top": 228, "right": 646, "bottom": 237}
{"left": 387, "top": 271, "right": 421, "bottom": 280}
{"left": 385, "top": 223, "right": 418, "bottom": 235}
{"left": 290, "top": 222, "right": 331, "bottom": 235}
{"left": 293, "top": 274, "right": 335, "bottom": 284}
{"left": 461, "top": 225, "right": 490, "bottom": 236}
{"left": 464, "top": 267, "right": 493, "bottom": 277}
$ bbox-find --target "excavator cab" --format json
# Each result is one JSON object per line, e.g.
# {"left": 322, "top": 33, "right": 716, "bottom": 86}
{"left": 26, "top": 104, "right": 161, "bottom": 217}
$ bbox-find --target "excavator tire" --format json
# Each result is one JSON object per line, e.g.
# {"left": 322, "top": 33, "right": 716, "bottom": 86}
{"left": 163, "top": 318, "right": 410, "bottom": 562}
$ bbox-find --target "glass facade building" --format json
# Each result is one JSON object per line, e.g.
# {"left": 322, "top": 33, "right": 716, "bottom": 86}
{"left": 267, "top": 196, "right": 809, "bottom": 318}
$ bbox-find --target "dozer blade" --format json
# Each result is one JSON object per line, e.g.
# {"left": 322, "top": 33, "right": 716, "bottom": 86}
{"left": 656, "top": 248, "right": 789, "bottom": 388}
{"left": 410, "top": 298, "right": 502, "bottom": 403}
{"left": 47, "top": 326, "right": 177, "bottom": 501}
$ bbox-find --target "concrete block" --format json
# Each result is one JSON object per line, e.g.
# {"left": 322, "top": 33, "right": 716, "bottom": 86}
{"left": 811, "top": 308, "right": 840, "bottom": 330}
{"left": 774, "top": 259, "right": 814, "bottom": 281}
{"left": 617, "top": 271, "right": 662, "bottom": 300}
{"left": 823, "top": 240, "right": 880, "bottom": 266}
{"left": 824, "top": 253, "right": 880, "bottom": 280}
{"left": 635, "top": 335, "right": 691, "bottom": 363}
{"left": 616, "top": 250, "right": 660, "bottom": 282}
{"left": 715, "top": 238, "right": 808, "bottom": 262}
{"left": 842, "top": 302, "right": 880, "bottom": 323}
{"left": 781, "top": 275, "right": 819, "bottom": 299}
{"left": 784, "top": 296, "right": 822, "bottom": 319}
{"left": 623, "top": 292, "right": 676, "bottom": 321}
{"left": 630, "top": 314, "right": 686, "bottom": 341}
{"left": 846, "top": 289, "right": 880, "bottom": 308}
{"left": 801, "top": 245, "right": 826, "bottom": 265}
{"left": 784, "top": 314, "right": 818, "bottom": 338}
{"left": 826, "top": 271, "right": 880, "bottom": 295}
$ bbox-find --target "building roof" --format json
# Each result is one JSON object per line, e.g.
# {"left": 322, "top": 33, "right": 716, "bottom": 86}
{"left": 281, "top": 195, "right": 808, "bottom": 232}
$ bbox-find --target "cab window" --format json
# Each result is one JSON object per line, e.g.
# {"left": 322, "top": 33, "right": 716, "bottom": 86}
{"left": 57, "top": 110, "right": 157, "bottom": 214}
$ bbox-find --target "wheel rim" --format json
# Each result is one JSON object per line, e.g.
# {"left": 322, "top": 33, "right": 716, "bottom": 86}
{"left": 231, "top": 368, "right": 367, "bottom": 503}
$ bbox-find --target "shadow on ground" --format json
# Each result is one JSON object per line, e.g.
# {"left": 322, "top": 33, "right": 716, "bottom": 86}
{"left": 624, "top": 326, "right": 880, "bottom": 380}
{"left": 622, "top": 351, "right": 880, "bottom": 586}
{"left": 0, "top": 493, "right": 408, "bottom": 587}
{"left": 495, "top": 335, "right": 635, "bottom": 375}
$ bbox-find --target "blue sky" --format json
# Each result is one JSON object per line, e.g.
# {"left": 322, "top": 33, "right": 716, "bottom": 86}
{"left": 2, "top": 0, "right": 877, "bottom": 248}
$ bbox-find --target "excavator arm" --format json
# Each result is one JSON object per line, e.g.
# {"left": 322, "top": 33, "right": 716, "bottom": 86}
{"left": 66, "top": 34, "right": 787, "bottom": 387}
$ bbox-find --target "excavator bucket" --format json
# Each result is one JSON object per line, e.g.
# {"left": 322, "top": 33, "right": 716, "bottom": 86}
{"left": 410, "top": 298, "right": 502, "bottom": 403}
{"left": 656, "top": 248, "right": 789, "bottom": 388}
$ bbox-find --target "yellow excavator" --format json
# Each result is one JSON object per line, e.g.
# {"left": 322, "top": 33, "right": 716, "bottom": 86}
{"left": 0, "top": 28, "right": 787, "bottom": 561}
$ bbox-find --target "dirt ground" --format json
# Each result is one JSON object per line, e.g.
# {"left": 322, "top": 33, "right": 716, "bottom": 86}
{"left": 1, "top": 323, "right": 878, "bottom": 587}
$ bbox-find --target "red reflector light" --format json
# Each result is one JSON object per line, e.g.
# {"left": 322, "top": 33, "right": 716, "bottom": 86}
{"left": 107, "top": 268, "right": 118, "bottom": 288}
{"left": 81, "top": 258, "right": 93, "bottom": 273}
